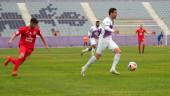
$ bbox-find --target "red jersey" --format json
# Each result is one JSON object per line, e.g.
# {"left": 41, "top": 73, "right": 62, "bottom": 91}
{"left": 16, "top": 26, "right": 41, "bottom": 49}
{"left": 136, "top": 28, "right": 146, "bottom": 39}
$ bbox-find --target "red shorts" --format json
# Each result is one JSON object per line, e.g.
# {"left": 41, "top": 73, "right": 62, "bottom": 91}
{"left": 19, "top": 45, "right": 33, "bottom": 58}
{"left": 138, "top": 38, "right": 144, "bottom": 44}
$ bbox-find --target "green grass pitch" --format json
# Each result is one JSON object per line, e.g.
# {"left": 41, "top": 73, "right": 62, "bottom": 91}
{"left": 0, "top": 46, "right": 170, "bottom": 96}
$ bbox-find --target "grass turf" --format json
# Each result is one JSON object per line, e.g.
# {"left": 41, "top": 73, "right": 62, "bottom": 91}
{"left": 0, "top": 46, "right": 170, "bottom": 96}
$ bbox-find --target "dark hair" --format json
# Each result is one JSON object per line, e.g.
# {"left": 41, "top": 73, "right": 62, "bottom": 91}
{"left": 96, "top": 20, "right": 100, "bottom": 23}
{"left": 30, "top": 18, "right": 38, "bottom": 24}
{"left": 108, "top": 8, "right": 117, "bottom": 15}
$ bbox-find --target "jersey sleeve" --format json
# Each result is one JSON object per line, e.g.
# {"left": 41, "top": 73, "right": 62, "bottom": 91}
{"left": 15, "top": 27, "right": 25, "bottom": 36}
{"left": 37, "top": 29, "right": 42, "bottom": 36}
{"left": 103, "top": 18, "right": 114, "bottom": 32}
{"left": 136, "top": 29, "right": 139, "bottom": 33}
{"left": 103, "top": 18, "right": 110, "bottom": 26}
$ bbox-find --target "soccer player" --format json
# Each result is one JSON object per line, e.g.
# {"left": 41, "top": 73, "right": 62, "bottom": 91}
{"left": 83, "top": 35, "right": 89, "bottom": 47}
{"left": 3, "top": 18, "right": 48, "bottom": 76}
{"left": 157, "top": 32, "right": 164, "bottom": 47}
{"left": 81, "top": 20, "right": 102, "bottom": 56}
{"left": 136, "top": 25, "right": 154, "bottom": 54}
{"left": 81, "top": 8, "right": 121, "bottom": 76}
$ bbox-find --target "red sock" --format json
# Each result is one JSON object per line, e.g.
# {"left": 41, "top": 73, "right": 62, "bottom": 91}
{"left": 13, "top": 57, "right": 26, "bottom": 72}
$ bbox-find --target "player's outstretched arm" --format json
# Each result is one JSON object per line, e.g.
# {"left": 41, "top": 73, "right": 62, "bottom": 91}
{"left": 39, "top": 34, "right": 49, "bottom": 49}
{"left": 145, "top": 28, "right": 155, "bottom": 34}
{"left": 8, "top": 33, "right": 17, "bottom": 44}
{"left": 146, "top": 31, "right": 155, "bottom": 35}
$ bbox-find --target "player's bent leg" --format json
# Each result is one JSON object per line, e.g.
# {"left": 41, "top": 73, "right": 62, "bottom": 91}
{"left": 81, "top": 53, "right": 101, "bottom": 77}
{"left": 12, "top": 53, "right": 30, "bottom": 76}
{"left": 12, "top": 53, "right": 25, "bottom": 76}
{"left": 81, "top": 46, "right": 93, "bottom": 56}
{"left": 12, "top": 46, "right": 31, "bottom": 76}
{"left": 3, "top": 56, "right": 15, "bottom": 67}
{"left": 110, "top": 47, "right": 121, "bottom": 75}
{"left": 81, "top": 38, "right": 105, "bottom": 76}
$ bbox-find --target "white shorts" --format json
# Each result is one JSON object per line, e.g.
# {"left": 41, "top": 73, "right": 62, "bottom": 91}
{"left": 90, "top": 38, "right": 97, "bottom": 45}
{"left": 96, "top": 38, "right": 119, "bottom": 54}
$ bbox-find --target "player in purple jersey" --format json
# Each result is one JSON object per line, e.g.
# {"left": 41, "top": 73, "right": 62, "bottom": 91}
{"left": 81, "top": 8, "right": 121, "bottom": 77}
{"left": 81, "top": 21, "right": 102, "bottom": 56}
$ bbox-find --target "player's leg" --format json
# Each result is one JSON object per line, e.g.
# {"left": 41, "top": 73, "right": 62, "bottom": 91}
{"left": 11, "top": 45, "right": 26, "bottom": 76}
{"left": 158, "top": 39, "right": 160, "bottom": 47}
{"left": 81, "top": 39, "right": 106, "bottom": 76}
{"left": 141, "top": 39, "right": 145, "bottom": 54}
{"left": 12, "top": 46, "right": 32, "bottom": 76}
{"left": 3, "top": 56, "right": 15, "bottom": 67}
{"left": 3, "top": 47, "right": 25, "bottom": 67}
{"left": 85, "top": 42, "right": 88, "bottom": 46}
{"left": 81, "top": 38, "right": 96, "bottom": 56}
{"left": 160, "top": 39, "right": 163, "bottom": 47}
{"left": 91, "top": 45, "right": 96, "bottom": 56}
{"left": 109, "top": 40, "right": 121, "bottom": 75}
{"left": 138, "top": 39, "right": 141, "bottom": 54}
{"left": 81, "top": 46, "right": 92, "bottom": 55}
{"left": 81, "top": 53, "right": 102, "bottom": 77}
{"left": 83, "top": 42, "right": 85, "bottom": 47}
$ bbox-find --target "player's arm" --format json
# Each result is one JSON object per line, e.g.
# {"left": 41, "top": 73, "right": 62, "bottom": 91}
{"left": 8, "top": 31, "right": 21, "bottom": 44}
{"left": 103, "top": 19, "right": 119, "bottom": 34}
{"left": 135, "top": 29, "right": 138, "bottom": 34}
{"left": 88, "top": 27, "right": 92, "bottom": 37}
{"left": 105, "top": 25, "right": 119, "bottom": 34}
{"left": 88, "top": 31, "right": 91, "bottom": 37}
{"left": 88, "top": 27, "right": 93, "bottom": 38}
{"left": 39, "top": 33, "right": 49, "bottom": 49}
{"left": 145, "top": 29, "right": 155, "bottom": 34}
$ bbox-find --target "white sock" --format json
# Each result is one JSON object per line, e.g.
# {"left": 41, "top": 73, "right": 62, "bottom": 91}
{"left": 83, "top": 56, "right": 96, "bottom": 70}
{"left": 111, "top": 54, "right": 121, "bottom": 70}
{"left": 82, "top": 48, "right": 89, "bottom": 53}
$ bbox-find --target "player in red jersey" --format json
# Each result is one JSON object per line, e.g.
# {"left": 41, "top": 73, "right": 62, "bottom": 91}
{"left": 136, "top": 25, "right": 154, "bottom": 54}
{"left": 3, "top": 18, "right": 48, "bottom": 76}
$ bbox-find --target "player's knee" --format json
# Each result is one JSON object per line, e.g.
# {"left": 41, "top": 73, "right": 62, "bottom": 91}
{"left": 95, "top": 54, "right": 101, "bottom": 60}
{"left": 88, "top": 47, "right": 92, "bottom": 51}
{"left": 114, "top": 48, "right": 121, "bottom": 54}
{"left": 18, "top": 53, "right": 25, "bottom": 59}
{"left": 92, "top": 45, "right": 96, "bottom": 49}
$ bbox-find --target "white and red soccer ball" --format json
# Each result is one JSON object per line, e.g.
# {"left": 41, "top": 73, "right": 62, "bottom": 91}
{"left": 128, "top": 62, "right": 137, "bottom": 71}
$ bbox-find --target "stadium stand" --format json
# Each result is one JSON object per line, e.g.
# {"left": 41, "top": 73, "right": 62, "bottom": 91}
{"left": 0, "top": 2, "right": 25, "bottom": 37}
{"left": 90, "top": 1, "right": 151, "bottom": 19}
{"left": 26, "top": 2, "right": 91, "bottom": 36}
{"left": 0, "top": 1, "right": 167, "bottom": 37}
{"left": 151, "top": 1, "right": 170, "bottom": 28}
{"left": 90, "top": 1, "right": 161, "bottom": 34}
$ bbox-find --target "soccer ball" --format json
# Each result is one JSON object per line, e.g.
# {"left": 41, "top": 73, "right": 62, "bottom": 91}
{"left": 128, "top": 62, "right": 137, "bottom": 71}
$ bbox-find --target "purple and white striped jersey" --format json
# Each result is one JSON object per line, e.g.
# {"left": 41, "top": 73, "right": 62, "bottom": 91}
{"left": 102, "top": 17, "right": 115, "bottom": 38}
{"left": 88, "top": 26, "right": 102, "bottom": 39}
